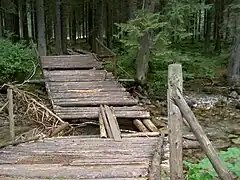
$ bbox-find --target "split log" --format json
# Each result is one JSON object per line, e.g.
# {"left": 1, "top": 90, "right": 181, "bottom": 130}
{"left": 7, "top": 88, "right": 15, "bottom": 142}
{"left": 168, "top": 64, "right": 183, "bottom": 180}
{"left": 121, "top": 132, "right": 160, "bottom": 138}
{"left": 100, "top": 105, "right": 113, "bottom": 138}
{"left": 173, "top": 88, "right": 234, "bottom": 180}
{"left": 149, "top": 134, "right": 164, "bottom": 180}
{"left": 142, "top": 119, "right": 158, "bottom": 132}
{"left": 133, "top": 119, "right": 149, "bottom": 132}
{"left": 99, "top": 111, "right": 107, "bottom": 138}
{"left": 104, "top": 105, "right": 121, "bottom": 141}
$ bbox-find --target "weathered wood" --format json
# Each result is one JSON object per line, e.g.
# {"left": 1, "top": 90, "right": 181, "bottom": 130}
{"left": 133, "top": 120, "right": 150, "bottom": 132}
{"left": 142, "top": 119, "right": 158, "bottom": 132}
{"left": 173, "top": 88, "right": 234, "bottom": 180}
{"left": 54, "top": 106, "right": 146, "bottom": 112}
{"left": 104, "top": 105, "right": 121, "bottom": 141}
{"left": 41, "top": 55, "right": 102, "bottom": 69}
{"left": 0, "top": 101, "right": 8, "bottom": 112}
{"left": 122, "top": 132, "right": 160, "bottom": 138}
{"left": 48, "top": 81, "right": 120, "bottom": 87}
{"left": 48, "top": 87, "right": 127, "bottom": 93}
{"left": 0, "top": 164, "right": 149, "bottom": 179}
{"left": 50, "top": 122, "right": 70, "bottom": 137}
{"left": 99, "top": 111, "right": 107, "bottom": 138}
{"left": 53, "top": 99, "right": 138, "bottom": 106}
{"left": 51, "top": 92, "right": 130, "bottom": 99}
{"left": 43, "top": 69, "right": 110, "bottom": 76}
{"left": 56, "top": 110, "right": 150, "bottom": 119}
{"left": 168, "top": 64, "right": 183, "bottom": 180}
{"left": 7, "top": 88, "right": 15, "bottom": 142}
{"left": 149, "top": 135, "right": 164, "bottom": 180}
{"left": 100, "top": 105, "right": 113, "bottom": 138}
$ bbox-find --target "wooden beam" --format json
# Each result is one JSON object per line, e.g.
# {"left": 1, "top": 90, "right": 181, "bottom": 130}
{"left": 173, "top": 88, "right": 234, "bottom": 180}
{"left": 104, "top": 105, "right": 121, "bottom": 141}
{"left": 7, "top": 88, "right": 15, "bottom": 142}
{"left": 133, "top": 119, "right": 149, "bottom": 132}
{"left": 168, "top": 64, "right": 183, "bottom": 180}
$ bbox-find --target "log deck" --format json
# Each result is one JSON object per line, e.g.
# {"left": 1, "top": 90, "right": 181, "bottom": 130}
{"left": 40, "top": 54, "right": 150, "bottom": 120}
{"left": 0, "top": 54, "right": 170, "bottom": 179}
{"left": 0, "top": 136, "right": 168, "bottom": 179}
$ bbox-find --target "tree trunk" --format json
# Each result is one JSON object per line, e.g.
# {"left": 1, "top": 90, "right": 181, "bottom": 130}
{"left": 128, "top": 0, "right": 137, "bottom": 19}
{"left": 18, "top": 0, "right": 24, "bottom": 39}
{"left": 26, "top": 0, "right": 33, "bottom": 40}
{"left": 36, "top": 0, "right": 47, "bottom": 56}
{"left": 0, "top": 0, "right": 2, "bottom": 37}
{"left": 135, "top": 0, "right": 155, "bottom": 85}
{"left": 214, "top": 0, "right": 223, "bottom": 54}
{"left": 61, "top": 1, "right": 67, "bottom": 54}
{"left": 106, "top": 0, "right": 113, "bottom": 49}
{"left": 204, "top": 0, "right": 213, "bottom": 54}
{"left": 55, "top": 0, "right": 62, "bottom": 55}
{"left": 228, "top": 35, "right": 240, "bottom": 86}
{"left": 71, "top": 9, "right": 76, "bottom": 44}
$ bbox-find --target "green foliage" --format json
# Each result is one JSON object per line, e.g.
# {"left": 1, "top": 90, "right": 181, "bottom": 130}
{"left": 114, "top": 2, "right": 227, "bottom": 98}
{"left": 0, "top": 38, "right": 37, "bottom": 84}
{"left": 184, "top": 147, "right": 240, "bottom": 179}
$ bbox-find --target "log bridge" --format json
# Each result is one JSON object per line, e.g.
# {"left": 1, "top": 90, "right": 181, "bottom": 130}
{"left": 0, "top": 53, "right": 169, "bottom": 179}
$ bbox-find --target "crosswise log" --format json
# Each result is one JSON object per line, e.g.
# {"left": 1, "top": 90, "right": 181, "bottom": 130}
{"left": 40, "top": 54, "right": 150, "bottom": 121}
{"left": 41, "top": 55, "right": 102, "bottom": 69}
{"left": 0, "top": 136, "right": 162, "bottom": 179}
{"left": 43, "top": 70, "right": 114, "bottom": 82}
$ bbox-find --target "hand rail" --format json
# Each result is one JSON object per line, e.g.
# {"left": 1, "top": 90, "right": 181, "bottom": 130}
{"left": 95, "top": 38, "right": 117, "bottom": 76}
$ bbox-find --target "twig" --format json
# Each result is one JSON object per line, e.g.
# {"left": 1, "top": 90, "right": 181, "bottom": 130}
{"left": 0, "top": 101, "right": 8, "bottom": 112}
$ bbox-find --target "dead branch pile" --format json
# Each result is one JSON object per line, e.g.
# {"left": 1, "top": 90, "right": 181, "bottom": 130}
{"left": 3, "top": 85, "right": 72, "bottom": 143}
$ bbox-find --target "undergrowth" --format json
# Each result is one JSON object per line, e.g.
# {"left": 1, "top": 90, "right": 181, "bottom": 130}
{"left": 0, "top": 38, "right": 37, "bottom": 84}
{"left": 111, "top": 9, "right": 229, "bottom": 99}
{"left": 184, "top": 147, "right": 240, "bottom": 179}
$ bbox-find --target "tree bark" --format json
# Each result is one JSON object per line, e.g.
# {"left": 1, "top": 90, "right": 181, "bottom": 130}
{"left": 61, "top": 1, "right": 67, "bottom": 54}
{"left": 26, "top": 0, "right": 33, "bottom": 40}
{"left": 228, "top": 35, "right": 240, "bottom": 86}
{"left": 18, "top": 0, "right": 24, "bottom": 39}
{"left": 36, "top": 0, "right": 47, "bottom": 56}
{"left": 55, "top": 0, "right": 62, "bottom": 55}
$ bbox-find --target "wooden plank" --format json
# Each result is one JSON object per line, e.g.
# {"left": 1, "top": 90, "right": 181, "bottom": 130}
{"left": 99, "top": 107, "right": 108, "bottom": 138}
{"left": 55, "top": 109, "right": 150, "bottom": 119}
{"left": 0, "top": 164, "right": 149, "bottom": 179}
{"left": 53, "top": 96, "right": 134, "bottom": 102}
{"left": 41, "top": 55, "right": 102, "bottom": 69}
{"left": 100, "top": 105, "right": 113, "bottom": 138}
{"left": 54, "top": 106, "right": 146, "bottom": 112}
{"left": 48, "top": 87, "right": 127, "bottom": 93}
{"left": 47, "top": 81, "right": 120, "bottom": 87}
{"left": 43, "top": 69, "right": 109, "bottom": 76}
{"left": 104, "top": 105, "right": 121, "bottom": 141}
{"left": 53, "top": 99, "right": 138, "bottom": 106}
{"left": 51, "top": 92, "right": 130, "bottom": 99}
{"left": 0, "top": 177, "right": 148, "bottom": 180}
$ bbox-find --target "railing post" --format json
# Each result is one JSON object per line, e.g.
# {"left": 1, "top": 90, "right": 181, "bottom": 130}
{"left": 168, "top": 64, "right": 183, "bottom": 180}
{"left": 7, "top": 88, "right": 15, "bottom": 142}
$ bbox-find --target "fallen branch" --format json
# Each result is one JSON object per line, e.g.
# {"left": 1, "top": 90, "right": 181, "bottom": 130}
{"left": 0, "top": 101, "right": 8, "bottom": 112}
{"left": 0, "top": 136, "right": 41, "bottom": 149}
{"left": 173, "top": 87, "right": 234, "bottom": 180}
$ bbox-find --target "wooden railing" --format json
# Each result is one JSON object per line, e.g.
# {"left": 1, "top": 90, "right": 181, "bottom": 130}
{"left": 168, "top": 64, "right": 234, "bottom": 180}
{"left": 95, "top": 38, "right": 117, "bottom": 76}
